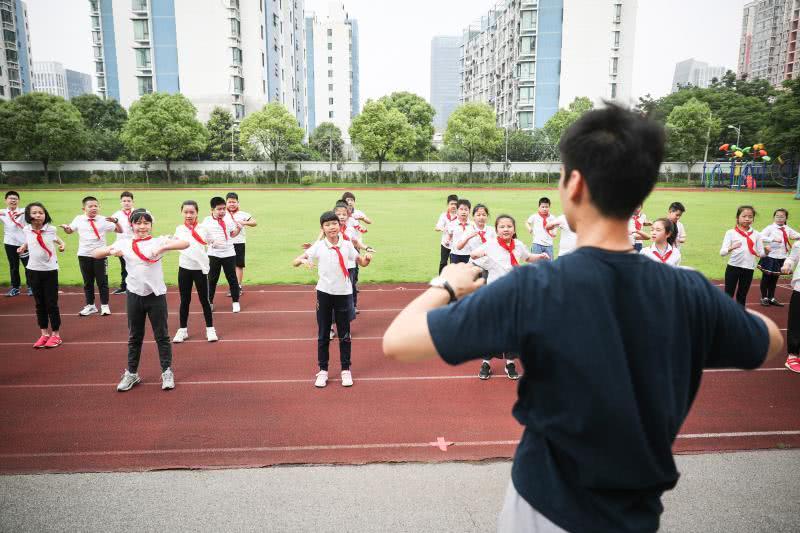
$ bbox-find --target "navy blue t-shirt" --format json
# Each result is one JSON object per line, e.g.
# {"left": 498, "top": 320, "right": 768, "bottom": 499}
{"left": 427, "top": 247, "right": 768, "bottom": 533}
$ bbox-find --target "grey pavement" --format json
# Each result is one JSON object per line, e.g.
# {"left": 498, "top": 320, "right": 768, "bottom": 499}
{"left": 1, "top": 450, "right": 798, "bottom": 532}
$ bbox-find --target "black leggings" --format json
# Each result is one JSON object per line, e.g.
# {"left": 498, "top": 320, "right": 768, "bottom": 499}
{"left": 78, "top": 255, "right": 109, "bottom": 305}
{"left": 126, "top": 292, "right": 171, "bottom": 373}
{"left": 787, "top": 291, "right": 800, "bottom": 355}
{"left": 5, "top": 243, "right": 28, "bottom": 289}
{"left": 725, "top": 265, "right": 754, "bottom": 306}
{"left": 27, "top": 269, "right": 60, "bottom": 331}
{"left": 178, "top": 267, "right": 213, "bottom": 329}
{"left": 208, "top": 255, "right": 239, "bottom": 303}
{"left": 317, "top": 290, "right": 352, "bottom": 371}
{"left": 439, "top": 245, "right": 450, "bottom": 274}
{"left": 118, "top": 256, "right": 128, "bottom": 290}
{"left": 760, "top": 272, "right": 780, "bottom": 300}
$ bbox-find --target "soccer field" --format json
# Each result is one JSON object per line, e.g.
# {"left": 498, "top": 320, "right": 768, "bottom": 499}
{"left": 1, "top": 188, "right": 797, "bottom": 286}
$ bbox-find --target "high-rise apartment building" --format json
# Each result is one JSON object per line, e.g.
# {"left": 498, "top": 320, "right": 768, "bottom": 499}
{"left": 738, "top": 0, "right": 800, "bottom": 86}
{"left": 33, "top": 61, "right": 67, "bottom": 98}
{"left": 459, "top": 0, "right": 637, "bottom": 131}
{"left": 430, "top": 36, "right": 462, "bottom": 131}
{"left": 305, "top": 1, "right": 359, "bottom": 139}
{"left": 0, "top": 0, "right": 34, "bottom": 100}
{"left": 89, "top": 0, "right": 307, "bottom": 126}
{"left": 66, "top": 69, "right": 93, "bottom": 99}
{"left": 671, "top": 58, "right": 728, "bottom": 92}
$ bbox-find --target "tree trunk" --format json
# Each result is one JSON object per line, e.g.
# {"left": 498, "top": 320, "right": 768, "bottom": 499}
{"left": 274, "top": 159, "right": 279, "bottom": 184}
{"left": 42, "top": 160, "right": 49, "bottom": 183}
{"left": 165, "top": 160, "right": 173, "bottom": 184}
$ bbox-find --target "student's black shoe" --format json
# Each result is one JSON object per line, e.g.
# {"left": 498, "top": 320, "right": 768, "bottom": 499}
{"left": 113, "top": 288, "right": 127, "bottom": 295}
{"left": 479, "top": 362, "right": 491, "bottom": 380}
{"left": 770, "top": 298, "right": 785, "bottom": 307}
{"left": 760, "top": 297, "right": 771, "bottom": 307}
{"left": 505, "top": 362, "right": 520, "bottom": 380}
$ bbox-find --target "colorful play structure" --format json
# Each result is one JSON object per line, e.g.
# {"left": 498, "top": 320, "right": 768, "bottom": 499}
{"left": 701, "top": 143, "right": 777, "bottom": 189}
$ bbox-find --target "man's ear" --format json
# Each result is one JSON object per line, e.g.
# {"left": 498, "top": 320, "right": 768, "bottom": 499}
{"left": 565, "top": 169, "right": 586, "bottom": 204}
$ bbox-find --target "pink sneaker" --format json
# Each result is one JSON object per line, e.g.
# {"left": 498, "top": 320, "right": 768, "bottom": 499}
{"left": 33, "top": 335, "right": 50, "bottom": 349}
{"left": 44, "top": 335, "right": 62, "bottom": 349}
{"left": 786, "top": 355, "right": 800, "bottom": 374}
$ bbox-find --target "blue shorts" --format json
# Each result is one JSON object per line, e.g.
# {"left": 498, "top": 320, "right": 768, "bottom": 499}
{"left": 531, "top": 243, "right": 553, "bottom": 259}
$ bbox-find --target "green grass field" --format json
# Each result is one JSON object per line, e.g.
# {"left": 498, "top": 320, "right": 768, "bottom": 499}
{"left": 1, "top": 188, "right": 797, "bottom": 286}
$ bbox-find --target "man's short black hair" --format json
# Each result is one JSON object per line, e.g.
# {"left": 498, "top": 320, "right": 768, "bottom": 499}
{"left": 5, "top": 191, "right": 19, "bottom": 199}
{"left": 560, "top": 104, "right": 665, "bottom": 220}
{"left": 538, "top": 197, "right": 551, "bottom": 206}
{"left": 320, "top": 211, "right": 339, "bottom": 226}
{"left": 225, "top": 192, "right": 239, "bottom": 200}
{"left": 210, "top": 196, "right": 226, "bottom": 209}
{"left": 447, "top": 194, "right": 458, "bottom": 204}
{"left": 668, "top": 202, "right": 686, "bottom": 214}
{"left": 82, "top": 196, "right": 98, "bottom": 205}
{"left": 120, "top": 191, "right": 134, "bottom": 200}
{"left": 457, "top": 199, "right": 471, "bottom": 210}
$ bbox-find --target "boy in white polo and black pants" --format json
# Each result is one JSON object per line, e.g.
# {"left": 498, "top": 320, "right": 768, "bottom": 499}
{"left": 225, "top": 192, "right": 257, "bottom": 294}
{"left": 111, "top": 191, "right": 135, "bottom": 294}
{"left": 202, "top": 196, "right": 242, "bottom": 312}
{"left": 1, "top": 190, "right": 29, "bottom": 296}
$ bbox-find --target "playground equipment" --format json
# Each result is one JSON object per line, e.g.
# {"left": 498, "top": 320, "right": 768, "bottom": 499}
{"left": 701, "top": 143, "right": 780, "bottom": 189}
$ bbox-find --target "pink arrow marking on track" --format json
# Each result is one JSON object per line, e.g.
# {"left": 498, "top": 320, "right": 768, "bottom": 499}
{"left": 430, "top": 437, "right": 453, "bottom": 451}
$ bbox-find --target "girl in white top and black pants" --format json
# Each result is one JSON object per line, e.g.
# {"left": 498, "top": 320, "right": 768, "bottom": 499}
{"left": 720, "top": 205, "right": 767, "bottom": 306}
{"left": 758, "top": 208, "right": 799, "bottom": 306}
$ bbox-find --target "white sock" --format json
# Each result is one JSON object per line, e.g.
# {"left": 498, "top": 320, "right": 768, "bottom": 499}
{"left": 482, "top": 359, "right": 491, "bottom": 365}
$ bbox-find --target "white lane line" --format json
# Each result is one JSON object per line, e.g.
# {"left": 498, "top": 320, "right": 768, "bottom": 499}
{"left": 0, "top": 336, "right": 383, "bottom": 346}
{"left": 2, "top": 431, "right": 798, "bottom": 460}
{"left": 37, "top": 287, "right": 428, "bottom": 296}
{"left": 0, "top": 309, "right": 403, "bottom": 318}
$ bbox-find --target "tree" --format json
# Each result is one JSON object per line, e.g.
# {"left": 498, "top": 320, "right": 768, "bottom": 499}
{"left": 308, "top": 122, "right": 344, "bottom": 161}
{"left": 205, "top": 107, "right": 237, "bottom": 161}
{"left": 349, "top": 100, "right": 415, "bottom": 172}
{"left": 121, "top": 93, "right": 207, "bottom": 183}
{"left": 666, "top": 98, "right": 720, "bottom": 182}
{"left": 763, "top": 78, "right": 800, "bottom": 156}
{"left": 378, "top": 92, "right": 436, "bottom": 160}
{"left": 71, "top": 94, "right": 128, "bottom": 160}
{"left": 443, "top": 102, "right": 502, "bottom": 172}
{"left": 0, "top": 93, "right": 87, "bottom": 182}
{"left": 542, "top": 97, "right": 594, "bottom": 147}
{"left": 239, "top": 102, "right": 305, "bottom": 180}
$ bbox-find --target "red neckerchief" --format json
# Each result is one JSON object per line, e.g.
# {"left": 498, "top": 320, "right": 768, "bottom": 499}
{"left": 350, "top": 216, "right": 367, "bottom": 233}
{"left": 87, "top": 217, "right": 101, "bottom": 239}
{"left": 652, "top": 244, "right": 672, "bottom": 263}
{"left": 779, "top": 225, "right": 790, "bottom": 252}
{"left": 122, "top": 208, "right": 132, "bottom": 220}
{"left": 540, "top": 213, "right": 555, "bottom": 237}
{"left": 339, "top": 224, "right": 351, "bottom": 241}
{"left": 734, "top": 227, "right": 757, "bottom": 256}
{"left": 632, "top": 214, "right": 642, "bottom": 231}
{"left": 132, "top": 236, "right": 160, "bottom": 264}
{"left": 185, "top": 222, "right": 207, "bottom": 245}
{"left": 497, "top": 238, "right": 519, "bottom": 266}
{"left": 446, "top": 212, "right": 456, "bottom": 222}
{"left": 5, "top": 209, "right": 23, "bottom": 229}
{"left": 458, "top": 221, "right": 467, "bottom": 231}
{"left": 214, "top": 215, "right": 228, "bottom": 240}
{"left": 477, "top": 227, "right": 487, "bottom": 243}
{"left": 33, "top": 227, "right": 53, "bottom": 259}
{"left": 330, "top": 242, "right": 350, "bottom": 279}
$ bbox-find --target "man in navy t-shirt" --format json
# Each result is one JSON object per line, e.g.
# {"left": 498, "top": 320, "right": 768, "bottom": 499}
{"left": 383, "top": 105, "right": 782, "bottom": 533}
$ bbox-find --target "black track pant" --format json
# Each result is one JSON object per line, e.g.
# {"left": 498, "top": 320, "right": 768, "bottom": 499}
{"left": 27, "top": 269, "right": 60, "bottom": 331}
{"left": 724, "top": 265, "right": 754, "bottom": 306}
{"left": 439, "top": 245, "right": 450, "bottom": 274}
{"left": 208, "top": 255, "right": 239, "bottom": 303}
{"left": 787, "top": 291, "right": 800, "bottom": 355}
{"left": 78, "top": 256, "right": 109, "bottom": 305}
{"left": 5, "top": 243, "right": 28, "bottom": 289}
{"left": 118, "top": 257, "right": 128, "bottom": 290}
{"left": 178, "top": 267, "right": 213, "bottom": 329}
{"left": 317, "top": 290, "right": 352, "bottom": 371}
{"left": 760, "top": 272, "right": 780, "bottom": 300}
{"left": 126, "top": 292, "right": 171, "bottom": 373}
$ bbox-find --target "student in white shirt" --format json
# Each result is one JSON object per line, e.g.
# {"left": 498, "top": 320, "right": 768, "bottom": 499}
{"left": 17, "top": 202, "right": 66, "bottom": 349}
{"left": 342, "top": 192, "right": 371, "bottom": 239}
{"left": 293, "top": 211, "right": 373, "bottom": 389}
{"left": 525, "top": 197, "right": 557, "bottom": 259}
{"left": 455, "top": 204, "right": 496, "bottom": 263}
{"left": 225, "top": 192, "right": 257, "bottom": 293}
{"left": 202, "top": 196, "right": 242, "bottom": 312}
{"left": 470, "top": 214, "right": 548, "bottom": 380}
{"left": 720, "top": 205, "right": 767, "bottom": 306}
{"left": 758, "top": 208, "right": 800, "bottom": 307}
{"left": 551, "top": 214, "right": 577, "bottom": 257}
{"left": 59, "top": 195, "right": 121, "bottom": 316}
{"left": 111, "top": 191, "right": 135, "bottom": 295}
{"left": 780, "top": 243, "right": 800, "bottom": 373}
{"left": 172, "top": 200, "right": 217, "bottom": 344}
{"left": 640, "top": 218, "right": 682, "bottom": 267}
{"left": 1, "top": 190, "right": 29, "bottom": 296}
{"left": 446, "top": 199, "right": 475, "bottom": 264}
{"left": 667, "top": 202, "right": 687, "bottom": 249}
{"left": 628, "top": 205, "right": 649, "bottom": 252}
{"left": 94, "top": 209, "right": 189, "bottom": 392}
{"left": 435, "top": 194, "right": 459, "bottom": 274}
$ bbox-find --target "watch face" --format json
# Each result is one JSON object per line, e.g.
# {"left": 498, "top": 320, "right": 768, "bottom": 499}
{"left": 430, "top": 276, "right": 444, "bottom": 287}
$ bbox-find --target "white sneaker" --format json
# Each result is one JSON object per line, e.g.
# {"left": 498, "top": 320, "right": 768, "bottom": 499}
{"left": 116, "top": 370, "right": 140, "bottom": 391}
{"left": 206, "top": 327, "right": 218, "bottom": 342}
{"left": 330, "top": 326, "right": 335, "bottom": 339}
{"left": 161, "top": 368, "right": 175, "bottom": 390}
{"left": 172, "top": 328, "right": 189, "bottom": 343}
{"left": 232, "top": 302, "right": 241, "bottom": 313}
{"left": 341, "top": 370, "right": 353, "bottom": 387}
{"left": 79, "top": 304, "right": 98, "bottom": 316}
{"left": 314, "top": 370, "right": 329, "bottom": 388}
{"left": 100, "top": 304, "right": 111, "bottom": 316}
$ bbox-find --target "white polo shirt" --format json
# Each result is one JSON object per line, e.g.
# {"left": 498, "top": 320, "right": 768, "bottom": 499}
{"left": 23, "top": 224, "right": 59, "bottom": 271}
{"left": 628, "top": 212, "right": 648, "bottom": 246}
{"left": 761, "top": 223, "right": 800, "bottom": 260}
{"left": 228, "top": 209, "right": 252, "bottom": 245}
{"left": 446, "top": 219, "right": 475, "bottom": 257}
{"left": 720, "top": 227, "right": 765, "bottom": 269}
{"left": 528, "top": 212, "right": 557, "bottom": 246}
{"left": 784, "top": 242, "right": 800, "bottom": 291}
{"left": 306, "top": 236, "right": 358, "bottom": 295}
{"left": 110, "top": 236, "right": 169, "bottom": 296}
{"left": 68, "top": 214, "right": 117, "bottom": 257}
{"left": 554, "top": 215, "right": 577, "bottom": 256}
{"left": 674, "top": 221, "right": 686, "bottom": 249}
{"left": 0, "top": 208, "right": 26, "bottom": 246}
{"left": 175, "top": 223, "right": 210, "bottom": 274}
{"left": 640, "top": 243, "right": 681, "bottom": 267}
{"left": 436, "top": 212, "right": 457, "bottom": 248}
{"left": 458, "top": 224, "right": 496, "bottom": 255}
{"left": 201, "top": 214, "right": 237, "bottom": 258}
{"left": 111, "top": 209, "right": 134, "bottom": 243}
{"left": 472, "top": 238, "right": 532, "bottom": 284}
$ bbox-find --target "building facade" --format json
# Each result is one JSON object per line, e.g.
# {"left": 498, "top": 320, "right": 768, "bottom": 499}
{"left": 459, "top": 0, "right": 637, "bottom": 131}
{"left": 738, "top": 0, "right": 800, "bottom": 86}
{"left": 305, "top": 1, "right": 360, "bottom": 140}
{"left": 89, "top": 0, "right": 307, "bottom": 125}
{"left": 33, "top": 61, "right": 67, "bottom": 98}
{"left": 671, "top": 58, "right": 728, "bottom": 92}
{"left": 430, "top": 35, "right": 461, "bottom": 132}
{"left": 66, "top": 69, "right": 93, "bottom": 99}
{"left": 0, "top": 0, "right": 33, "bottom": 100}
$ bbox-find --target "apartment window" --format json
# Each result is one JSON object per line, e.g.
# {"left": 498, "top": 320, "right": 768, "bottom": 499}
{"left": 135, "top": 48, "right": 151, "bottom": 68}
{"left": 519, "top": 86, "right": 534, "bottom": 104}
{"left": 234, "top": 104, "right": 245, "bottom": 120}
{"left": 273, "top": 13, "right": 278, "bottom": 26}
{"left": 610, "top": 57, "right": 618, "bottom": 75}
{"left": 329, "top": 110, "right": 334, "bottom": 118}
{"left": 89, "top": 0, "right": 99, "bottom": 12}
{"left": 329, "top": 97, "right": 334, "bottom": 105}
{"left": 260, "top": 25, "right": 263, "bottom": 39}
{"left": 518, "top": 111, "right": 533, "bottom": 129}
{"left": 328, "top": 56, "right": 332, "bottom": 64}
{"left": 133, "top": 19, "right": 149, "bottom": 41}
{"left": 613, "top": 3, "right": 622, "bottom": 23}
{"left": 518, "top": 61, "right": 534, "bottom": 80}
{"left": 232, "top": 47, "right": 242, "bottom": 65}
{"left": 612, "top": 31, "right": 620, "bottom": 48}
{"left": 94, "top": 46, "right": 103, "bottom": 58}
{"left": 327, "top": 42, "right": 332, "bottom": 50}
{"left": 328, "top": 70, "right": 333, "bottom": 77}
{"left": 260, "top": 0, "right": 263, "bottom": 12}
{"left": 5, "top": 49, "right": 17, "bottom": 62}
{"left": 137, "top": 76, "right": 153, "bottom": 95}
{"left": 261, "top": 52, "right": 265, "bottom": 66}
{"left": 91, "top": 16, "right": 100, "bottom": 29}
{"left": 327, "top": 28, "right": 332, "bottom": 37}
{"left": 520, "top": 36, "right": 535, "bottom": 55}
{"left": 233, "top": 76, "right": 244, "bottom": 92}
{"left": 92, "top": 31, "right": 102, "bottom": 44}
{"left": 262, "top": 80, "right": 266, "bottom": 93}
{"left": 0, "top": 86, "right": 4, "bottom": 96}
{"left": 328, "top": 83, "right": 333, "bottom": 91}
{"left": 230, "top": 18, "right": 241, "bottom": 37}
{"left": 521, "top": 10, "right": 535, "bottom": 30}
{"left": 95, "top": 61, "right": 104, "bottom": 73}
{"left": 611, "top": 82, "right": 617, "bottom": 99}
{"left": 10, "top": 87, "right": 20, "bottom": 98}
{"left": 1, "top": 9, "right": 13, "bottom": 24}
{"left": 132, "top": 0, "right": 147, "bottom": 10}
{"left": 3, "top": 29, "right": 15, "bottom": 43}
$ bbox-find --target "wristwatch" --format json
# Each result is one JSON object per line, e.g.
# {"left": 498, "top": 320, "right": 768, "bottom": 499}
{"left": 429, "top": 276, "right": 457, "bottom": 303}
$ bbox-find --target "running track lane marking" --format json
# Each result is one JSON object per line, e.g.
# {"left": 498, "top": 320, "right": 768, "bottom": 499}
{"left": 43, "top": 288, "right": 429, "bottom": 296}
{"left": 1, "top": 431, "right": 798, "bottom": 460}
{"left": 0, "top": 368, "right": 789, "bottom": 389}
{"left": 0, "top": 309, "right": 405, "bottom": 318}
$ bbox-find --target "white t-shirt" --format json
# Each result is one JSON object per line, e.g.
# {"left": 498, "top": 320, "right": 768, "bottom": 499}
{"left": 305, "top": 236, "right": 358, "bottom": 295}
{"left": 628, "top": 212, "right": 648, "bottom": 246}
{"left": 554, "top": 215, "right": 577, "bottom": 256}
{"left": 228, "top": 209, "right": 252, "bottom": 245}
{"left": 110, "top": 236, "right": 169, "bottom": 296}
{"left": 436, "top": 212, "right": 457, "bottom": 248}
{"left": 347, "top": 215, "right": 367, "bottom": 242}
{"left": 201, "top": 214, "right": 237, "bottom": 258}
{"left": 111, "top": 209, "right": 134, "bottom": 243}
{"left": 175, "top": 223, "right": 210, "bottom": 274}
{"left": 784, "top": 242, "right": 800, "bottom": 292}
{"left": 23, "top": 224, "right": 59, "bottom": 271}
{"left": 0, "top": 208, "right": 26, "bottom": 246}
{"left": 720, "top": 228, "right": 765, "bottom": 270}
{"left": 528, "top": 213, "right": 557, "bottom": 246}
{"left": 761, "top": 223, "right": 800, "bottom": 260}
{"left": 472, "top": 238, "right": 532, "bottom": 284}
{"left": 446, "top": 219, "right": 475, "bottom": 257}
{"left": 674, "top": 221, "right": 686, "bottom": 249}
{"left": 458, "top": 224, "right": 496, "bottom": 256}
{"left": 68, "top": 214, "right": 118, "bottom": 257}
{"left": 640, "top": 243, "right": 681, "bottom": 267}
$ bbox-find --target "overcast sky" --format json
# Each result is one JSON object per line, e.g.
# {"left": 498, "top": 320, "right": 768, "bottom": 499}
{"left": 27, "top": 0, "right": 746, "bottom": 104}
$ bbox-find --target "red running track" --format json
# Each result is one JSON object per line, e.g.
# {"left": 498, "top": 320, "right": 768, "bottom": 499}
{"left": 0, "top": 282, "right": 798, "bottom": 474}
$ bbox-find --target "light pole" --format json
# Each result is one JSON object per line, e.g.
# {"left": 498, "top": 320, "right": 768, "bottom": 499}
{"left": 329, "top": 134, "right": 334, "bottom": 183}
{"left": 727, "top": 124, "right": 741, "bottom": 147}
{"left": 231, "top": 124, "right": 239, "bottom": 163}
